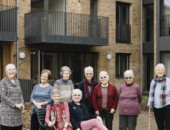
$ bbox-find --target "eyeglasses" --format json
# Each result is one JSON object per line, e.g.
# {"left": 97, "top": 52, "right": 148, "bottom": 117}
{"left": 125, "top": 77, "right": 132, "bottom": 80}
{"left": 100, "top": 76, "right": 107, "bottom": 79}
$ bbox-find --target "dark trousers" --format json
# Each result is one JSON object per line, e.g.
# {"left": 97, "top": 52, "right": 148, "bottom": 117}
{"left": 31, "top": 113, "right": 45, "bottom": 130}
{"left": 99, "top": 109, "right": 114, "bottom": 130}
{"left": 119, "top": 115, "right": 137, "bottom": 130}
{"left": 153, "top": 105, "right": 170, "bottom": 130}
{"left": 1, "top": 125, "right": 22, "bottom": 130}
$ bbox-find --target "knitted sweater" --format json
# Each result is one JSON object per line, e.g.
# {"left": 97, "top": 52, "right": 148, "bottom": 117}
{"left": 54, "top": 79, "right": 74, "bottom": 102}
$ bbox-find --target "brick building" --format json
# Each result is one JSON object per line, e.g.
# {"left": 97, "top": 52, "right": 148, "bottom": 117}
{"left": 0, "top": 0, "right": 143, "bottom": 95}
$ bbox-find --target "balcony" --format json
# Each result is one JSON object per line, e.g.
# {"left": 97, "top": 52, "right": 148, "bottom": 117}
{"left": 160, "top": 14, "right": 170, "bottom": 36}
{"left": 25, "top": 10, "right": 109, "bottom": 45}
{"left": 0, "top": 5, "right": 17, "bottom": 41}
{"left": 116, "top": 24, "right": 131, "bottom": 43}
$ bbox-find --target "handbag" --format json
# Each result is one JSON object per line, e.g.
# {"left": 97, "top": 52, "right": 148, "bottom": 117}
{"left": 56, "top": 121, "right": 73, "bottom": 130}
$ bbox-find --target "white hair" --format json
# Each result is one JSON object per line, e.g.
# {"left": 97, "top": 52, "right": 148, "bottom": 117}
{"left": 84, "top": 66, "right": 93, "bottom": 73}
{"left": 155, "top": 63, "right": 165, "bottom": 72}
{"left": 124, "top": 70, "right": 134, "bottom": 78}
{"left": 5, "top": 64, "right": 16, "bottom": 75}
{"left": 99, "top": 71, "right": 109, "bottom": 80}
{"left": 60, "top": 66, "right": 71, "bottom": 76}
{"left": 72, "top": 89, "right": 82, "bottom": 100}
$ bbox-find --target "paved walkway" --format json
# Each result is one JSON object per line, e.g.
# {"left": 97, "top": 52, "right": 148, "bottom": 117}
{"left": 113, "top": 111, "right": 157, "bottom": 130}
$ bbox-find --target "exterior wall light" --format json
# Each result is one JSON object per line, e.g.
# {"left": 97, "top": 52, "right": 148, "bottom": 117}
{"left": 19, "top": 52, "right": 25, "bottom": 59}
{"left": 107, "top": 54, "right": 112, "bottom": 60}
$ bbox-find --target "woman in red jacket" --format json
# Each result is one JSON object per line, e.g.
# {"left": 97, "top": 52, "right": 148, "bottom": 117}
{"left": 92, "top": 71, "right": 118, "bottom": 130}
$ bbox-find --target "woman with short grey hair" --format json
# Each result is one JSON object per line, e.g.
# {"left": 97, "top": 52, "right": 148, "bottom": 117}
{"left": 54, "top": 66, "right": 74, "bottom": 102}
{"left": 78, "top": 66, "right": 98, "bottom": 114}
{"left": 119, "top": 70, "right": 142, "bottom": 130}
{"left": 92, "top": 71, "right": 118, "bottom": 130}
{"left": 148, "top": 63, "right": 170, "bottom": 130}
{"left": 0, "top": 64, "right": 24, "bottom": 130}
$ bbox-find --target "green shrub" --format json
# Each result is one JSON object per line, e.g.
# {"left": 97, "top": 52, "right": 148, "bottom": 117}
{"left": 140, "top": 96, "right": 149, "bottom": 111}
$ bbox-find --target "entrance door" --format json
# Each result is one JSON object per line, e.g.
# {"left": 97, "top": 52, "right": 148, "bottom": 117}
{"left": 0, "top": 45, "right": 2, "bottom": 79}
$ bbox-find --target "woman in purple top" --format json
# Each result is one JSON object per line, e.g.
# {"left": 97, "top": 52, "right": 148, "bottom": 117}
{"left": 119, "top": 70, "right": 142, "bottom": 130}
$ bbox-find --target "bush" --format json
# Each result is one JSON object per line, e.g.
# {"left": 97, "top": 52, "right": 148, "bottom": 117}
{"left": 140, "top": 96, "right": 149, "bottom": 111}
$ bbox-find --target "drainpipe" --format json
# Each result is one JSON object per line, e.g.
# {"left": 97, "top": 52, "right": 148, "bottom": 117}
{"left": 16, "top": 0, "right": 19, "bottom": 79}
{"left": 140, "top": 0, "right": 143, "bottom": 92}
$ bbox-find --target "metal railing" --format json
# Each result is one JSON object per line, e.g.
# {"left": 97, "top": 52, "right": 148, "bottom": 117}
{"left": 160, "top": 14, "right": 170, "bottom": 36}
{"left": 0, "top": 4, "right": 17, "bottom": 41}
{"left": 116, "top": 24, "right": 131, "bottom": 43}
{"left": 25, "top": 10, "right": 109, "bottom": 45}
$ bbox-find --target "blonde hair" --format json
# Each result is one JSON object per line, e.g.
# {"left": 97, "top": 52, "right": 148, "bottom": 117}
{"left": 52, "top": 89, "right": 61, "bottom": 96}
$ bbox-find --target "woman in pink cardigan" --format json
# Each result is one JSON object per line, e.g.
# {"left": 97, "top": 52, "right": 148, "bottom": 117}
{"left": 45, "top": 89, "right": 72, "bottom": 130}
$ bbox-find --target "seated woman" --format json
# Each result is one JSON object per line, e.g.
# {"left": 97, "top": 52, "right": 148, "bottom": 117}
{"left": 45, "top": 89, "right": 72, "bottom": 130}
{"left": 69, "top": 89, "right": 108, "bottom": 130}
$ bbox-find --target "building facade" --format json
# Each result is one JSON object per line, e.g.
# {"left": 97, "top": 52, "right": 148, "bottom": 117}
{"left": 0, "top": 0, "right": 142, "bottom": 93}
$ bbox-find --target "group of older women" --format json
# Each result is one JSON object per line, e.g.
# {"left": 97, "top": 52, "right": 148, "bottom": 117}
{"left": 1, "top": 63, "right": 169, "bottom": 130}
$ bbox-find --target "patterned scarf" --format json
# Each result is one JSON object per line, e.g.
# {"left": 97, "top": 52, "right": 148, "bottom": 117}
{"left": 150, "top": 75, "right": 166, "bottom": 108}
{"left": 84, "top": 79, "right": 95, "bottom": 106}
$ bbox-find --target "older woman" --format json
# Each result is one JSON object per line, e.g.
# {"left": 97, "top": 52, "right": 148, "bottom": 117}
{"left": 45, "top": 89, "right": 72, "bottom": 130}
{"left": 92, "top": 71, "right": 118, "bottom": 130}
{"left": 78, "top": 66, "right": 98, "bottom": 114}
{"left": 119, "top": 70, "right": 142, "bottom": 130}
{"left": 0, "top": 64, "right": 24, "bottom": 130}
{"left": 54, "top": 66, "right": 74, "bottom": 102}
{"left": 148, "top": 63, "right": 170, "bottom": 130}
{"left": 69, "top": 89, "right": 108, "bottom": 130}
{"left": 30, "top": 69, "right": 53, "bottom": 130}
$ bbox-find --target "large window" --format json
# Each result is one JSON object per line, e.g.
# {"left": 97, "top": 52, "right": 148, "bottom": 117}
{"left": 160, "top": 0, "right": 170, "bottom": 36}
{"left": 31, "top": 51, "right": 98, "bottom": 87}
{"left": 116, "top": 2, "right": 131, "bottom": 43}
{"left": 145, "top": 5, "right": 153, "bottom": 42}
{"left": 116, "top": 53, "right": 130, "bottom": 77}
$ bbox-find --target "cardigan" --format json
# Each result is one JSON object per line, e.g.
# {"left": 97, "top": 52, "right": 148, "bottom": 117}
{"left": 119, "top": 83, "right": 142, "bottom": 115}
{"left": 0, "top": 77, "right": 24, "bottom": 127}
{"left": 92, "top": 82, "right": 118, "bottom": 111}
{"left": 69, "top": 101, "right": 96, "bottom": 130}
{"left": 30, "top": 84, "right": 53, "bottom": 113}
{"left": 54, "top": 79, "right": 74, "bottom": 102}
{"left": 45, "top": 102, "right": 70, "bottom": 124}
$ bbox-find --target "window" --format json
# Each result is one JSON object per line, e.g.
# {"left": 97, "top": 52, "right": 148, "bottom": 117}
{"left": 90, "top": 0, "right": 97, "bottom": 16}
{"left": 116, "top": 53, "right": 130, "bottom": 77}
{"left": 116, "top": 2, "right": 131, "bottom": 43}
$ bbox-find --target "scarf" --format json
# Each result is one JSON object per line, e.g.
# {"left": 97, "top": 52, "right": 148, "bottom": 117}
{"left": 150, "top": 75, "right": 166, "bottom": 108}
{"left": 84, "top": 79, "right": 95, "bottom": 106}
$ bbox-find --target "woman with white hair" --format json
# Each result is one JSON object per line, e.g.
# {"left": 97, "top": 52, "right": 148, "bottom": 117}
{"left": 54, "top": 66, "right": 74, "bottom": 102}
{"left": 78, "top": 66, "right": 98, "bottom": 114}
{"left": 147, "top": 63, "right": 170, "bottom": 130}
{"left": 0, "top": 64, "right": 24, "bottom": 130}
{"left": 69, "top": 89, "right": 108, "bottom": 130}
{"left": 119, "top": 70, "right": 142, "bottom": 130}
{"left": 92, "top": 71, "right": 118, "bottom": 130}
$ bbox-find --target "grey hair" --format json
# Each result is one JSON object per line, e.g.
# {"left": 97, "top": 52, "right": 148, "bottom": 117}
{"left": 5, "top": 64, "right": 16, "bottom": 75}
{"left": 84, "top": 66, "right": 93, "bottom": 73}
{"left": 124, "top": 70, "right": 134, "bottom": 78}
{"left": 60, "top": 66, "right": 71, "bottom": 76}
{"left": 99, "top": 71, "right": 109, "bottom": 80}
{"left": 155, "top": 63, "right": 165, "bottom": 72}
{"left": 51, "top": 88, "right": 61, "bottom": 96}
{"left": 72, "top": 89, "right": 82, "bottom": 100}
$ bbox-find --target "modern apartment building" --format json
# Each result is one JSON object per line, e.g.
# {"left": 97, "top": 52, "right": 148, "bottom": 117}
{"left": 0, "top": 0, "right": 142, "bottom": 96}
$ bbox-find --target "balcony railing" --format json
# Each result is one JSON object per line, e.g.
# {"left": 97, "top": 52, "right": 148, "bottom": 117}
{"left": 116, "top": 24, "right": 131, "bottom": 43}
{"left": 160, "top": 14, "right": 170, "bottom": 36}
{"left": 25, "top": 10, "right": 109, "bottom": 45}
{"left": 0, "top": 5, "right": 17, "bottom": 41}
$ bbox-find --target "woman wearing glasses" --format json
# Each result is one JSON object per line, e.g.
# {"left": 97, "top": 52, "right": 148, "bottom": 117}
{"left": 119, "top": 70, "right": 142, "bottom": 130}
{"left": 92, "top": 71, "right": 118, "bottom": 130}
